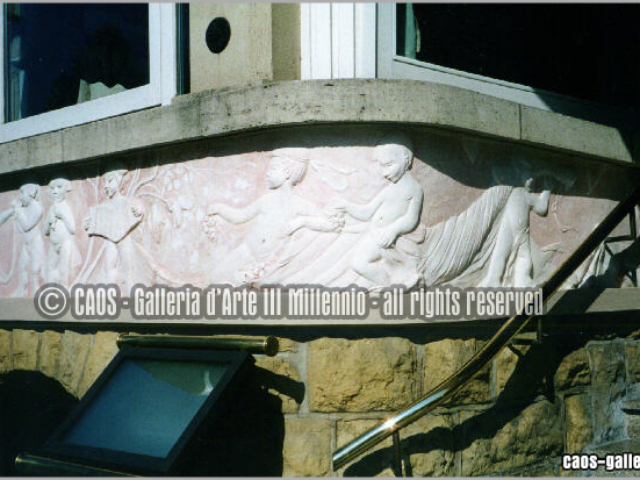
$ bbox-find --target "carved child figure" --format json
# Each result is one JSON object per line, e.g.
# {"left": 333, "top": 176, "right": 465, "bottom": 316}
{"left": 84, "top": 164, "right": 144, "bottom": 290}
{"left": 479, "top": 176, "right": 550, "bottom": 288}
{"left": 44, "top": 178, "right": 80, "bottom": 287}
{"left": 207, "top": 149, "right": 340, "bottom": 270}
{"left": 332, "top": 132, "right": 424, "bottom": 287}
{"left": 0, "top": 184, "right": 45, "bottom": 296}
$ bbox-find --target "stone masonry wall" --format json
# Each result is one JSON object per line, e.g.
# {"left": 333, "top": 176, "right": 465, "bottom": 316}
{"left": 0, "top": 323, "right": 639, "bottom": 476}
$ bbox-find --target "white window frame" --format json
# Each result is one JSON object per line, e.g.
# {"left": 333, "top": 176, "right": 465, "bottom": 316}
{"left": 301, "top": 3, "right": 376, "bottom": 80}
{"left": 0, "top": 3, "right": 176, "bottom": 143}
{"left": 377, "top": 4, "right": 636, "bottom": 128}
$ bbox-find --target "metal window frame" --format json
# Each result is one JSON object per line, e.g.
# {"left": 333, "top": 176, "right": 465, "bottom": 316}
{"left": 40, "top": 346, "right": 253, "bottom": 476}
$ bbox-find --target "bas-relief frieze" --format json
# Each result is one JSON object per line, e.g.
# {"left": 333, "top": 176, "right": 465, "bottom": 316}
{"left": 0, "top": 128, "right": 635, "bottom": 300}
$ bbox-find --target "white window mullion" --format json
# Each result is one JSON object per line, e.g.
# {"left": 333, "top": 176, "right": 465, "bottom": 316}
{"left": 355, "top": 3, "right": 377, "bottom": 79}
{"left": 302, "top": 3, "right": 376, "bottom": 80}
{"left": 158, "top": 3, "right": 176, "bottom": 106}
{"left": 331, "top": 4, "right": 355, "bottom": 79}
{"left": 310, "top": 3, "right": 332, "bottom": 79}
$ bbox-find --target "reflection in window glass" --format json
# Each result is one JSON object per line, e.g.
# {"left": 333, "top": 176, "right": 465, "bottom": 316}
{"left": 60, "top": 359, "right": 227, "bottom": 458}
{"left": 4, "top": 4, "right": 149, "bottom": 122}
{"left": 396, "top": 4, "right": 640, "bottom": 111}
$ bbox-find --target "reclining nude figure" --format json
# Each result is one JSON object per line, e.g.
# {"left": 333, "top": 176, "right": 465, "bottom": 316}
{"left": 207, "top": 149, "right": 342, "bottom": 283}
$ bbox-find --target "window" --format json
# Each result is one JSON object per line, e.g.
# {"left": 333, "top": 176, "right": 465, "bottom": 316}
{"left": 378, "top": 4, "right": 640, "bottom": 127}
{"left": 38, "top": 347, "right": 253, "bottom": 475}
{"left": 0, "top": 3, "right": 176, "bottom": 143}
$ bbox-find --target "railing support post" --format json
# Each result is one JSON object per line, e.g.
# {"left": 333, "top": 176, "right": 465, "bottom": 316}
{"left": 392, "top": 431, "right": 404, "bottom": 477}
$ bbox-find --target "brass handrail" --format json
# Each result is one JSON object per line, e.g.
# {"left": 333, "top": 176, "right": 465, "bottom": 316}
{"left": 333, "top": 184, "right": 640, "bottom": 471}
{"left": 117, "top": 334, "right": 279, "bottom": 356}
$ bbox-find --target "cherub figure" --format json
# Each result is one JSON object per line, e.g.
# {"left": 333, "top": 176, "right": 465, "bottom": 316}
{"left": 0, "top": 184, "right": 45, "bottom": 296}
{"left": 332, "top": 132, "right": 424, "bottom": 287}
{"left": 84, "top": 164, "right": 144, "bottom": 290}
{"left": 207, "top": 148, "right": 340, "bottom": 282}
{"left": 44, "top": 178, "right": 80, "bottom": 287}
{"left": 478, "top": 174, "right": 550, "bottom": 288}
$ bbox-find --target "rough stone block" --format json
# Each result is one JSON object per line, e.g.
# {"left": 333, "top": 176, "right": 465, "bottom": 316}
{"left": 588, "top": 342, "right": 626, "bottom": 391}
{"left": 503, "top": 460, "right": 560, "bottom": 477}
{"left": 554, "top": 348, "right": 591, "bottom": 391}
{"left": 336, "top": 418, "right": 394, "bottom": 477}
{"left": 626, "top": 341, "right": 640, "bottom": 383}
{"left": 38, "top": 330, "right": 62, "bottom": 378}
{"left": 282, "top": 417, "right": 332, "bottom": 477}
{"left": 401, "top": 413, "right": 457, "bottom": 477}
{"left": 564, "top": 393, "right": 593, "bottom": 453}
{"left": 254, "top": 356, "right": 302, "bottom": 414}
{"left": 77, "top": 332, "right": 120, "bottom": 398}
{"left": 592, "top": 389, "right": 627, "bottom": 444}
{"left": 12, "top": 329, "right": 38, "bottom": 371}
{"left": 0, "top": 330, "right": 12, "bottom": 373}
{"left": 496, "top": 344, "right": 531, "bottom": 396}
{"left": 628, "top": 416, "right": 640, "bottom": 439}
{"left": 308, "top": 337, "right": 417, "bottom": 412}
{"left": 337, "top": 415, "right": 458, "bottom": 477}
{"left": 424, "top": 338, "right": 491, "bottom": 405}
{"left": 461, "top": 400, "right": 563, "bottom": 475}
{"left": 57, "top": 331, "right": 92, "bottom": 396}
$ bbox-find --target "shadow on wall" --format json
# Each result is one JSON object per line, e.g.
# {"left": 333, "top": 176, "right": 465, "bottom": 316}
{"left": 342, "top": 337, "right": 564, "bottom": 476}
{"left": 343, "top": 299, "right": 640, "bottom": 477}
{"left": 179, "top": 365, "right": 305, "bottom": 476}
{"left": 0, "top": 370, "right": 78, "bottom": 476}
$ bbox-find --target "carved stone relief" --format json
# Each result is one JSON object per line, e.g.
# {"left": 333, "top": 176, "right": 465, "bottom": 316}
{"left": 0, "top": 126, "right": 634, "bottom": 298}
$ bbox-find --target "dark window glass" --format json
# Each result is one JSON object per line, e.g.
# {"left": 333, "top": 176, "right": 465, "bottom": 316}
{"left": 397, "top": 4, "right": 640, "bottom": 111}
{"left": 4, "top": 4, "right": 149, "bottom": 122}
{"left": 60, "top": 358, "right": 228, "bottom": 458}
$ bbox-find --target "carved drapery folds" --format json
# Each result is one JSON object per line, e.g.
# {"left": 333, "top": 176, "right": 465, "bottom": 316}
{"left": 0, "top": 128, "right": 633, "bottom": 298}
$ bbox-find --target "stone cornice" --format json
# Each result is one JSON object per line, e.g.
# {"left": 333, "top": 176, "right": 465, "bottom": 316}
{"left": 0, "top": 79, "right": 636, "bottom": 177}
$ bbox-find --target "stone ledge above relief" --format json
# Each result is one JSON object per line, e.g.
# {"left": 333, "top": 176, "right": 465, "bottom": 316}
{"left": 0, "top": 79, "right": 636, "bottom": 178}
{"left": 0, "top": 126, "right": 637, "bottom": 325}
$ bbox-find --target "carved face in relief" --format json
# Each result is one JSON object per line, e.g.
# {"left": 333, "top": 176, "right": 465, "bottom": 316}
{"left": 48, "top": 179, "right": 71, "bottom": 203}
{"left": 266, "top": 157, "right": 289, "bottom": 189}
{"left": 103, "top": 171, "right": 125, "bottom": 198}
{"left": 374, "top": 144, "right": 411, "bottom": 183}
{"left": 19, "top": 184, "right": 40, "bottom": 207}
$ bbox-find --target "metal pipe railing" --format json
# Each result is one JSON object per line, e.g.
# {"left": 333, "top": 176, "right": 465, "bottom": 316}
{"left": 333, "top": 184, "right": 640, "bottom": 471}
{"left": 117, "top": 334, "right": 279, "bottom": 356}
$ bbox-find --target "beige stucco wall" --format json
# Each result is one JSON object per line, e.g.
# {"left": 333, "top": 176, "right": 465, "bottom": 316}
{"left": 189, "top": 3, "right": 300, "bottom": 93}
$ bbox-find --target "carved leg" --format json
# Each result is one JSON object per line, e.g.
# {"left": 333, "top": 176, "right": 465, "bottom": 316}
{"left": 16, "top": 247, "right": 29, "bottom": 297}
{"left": 58, "top": 241, "right": 72, "bottom": 288}
{"left": 351, "top": 240, "right": 389, "bottom": 287}
{"left": 46, "top": 249, "right": 59, "bottom": 284}
{"left": 29, "top": 239, "right": 45, "bottom": 295}
{"left": 479, "top": 225, "right": 512, "bottom": 287}
{"left": 104, "top": 242, "right": 119, "bottom": 286}
{"left": 117, "top": 237, "right": 136, "bottom": 293}
{"left": 513, "top": 238, "right": 534, "bottom": 288}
